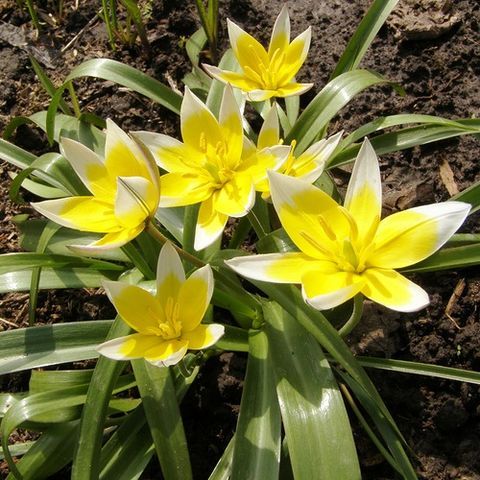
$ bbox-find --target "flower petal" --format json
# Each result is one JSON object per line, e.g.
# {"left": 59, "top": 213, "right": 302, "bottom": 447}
{"left": 104, "top": 119, "right": 158, "bottom": 188}
{"left": 97, "top": 333, "right": 161, "bottom": 361}
{"left": 115, "top": 177, "right": 151, "bottom": 228}
{"left": 103, "top": 280, "right": 165, "bottom": 334}
{"left": 370, "top": 201, "right": 471, "bottom": 269}
{"left": 69, "top": 224, "right": 144, "bottom": 253}
{"left": 219, "top": 85, "right": 244, "bottom": 160}
{"left": 344, "top": 138, "right": 382, "bottom": 243}
{"left": 195, "top": 197, "right": 228, "bottom": 250}
{"left": 178, "top": 264, "right": 214, "bottom": 332}
{"left": 156, "top": 241, "right": 185, "bottom": 302}
{"left": 60, "top": 138, "right": 113, "bottom": 199}
{"left": 302, "top": 268, "right": 365, "bottom": 310}
{"left": 213, "top": 174, "right": 255, "bottom": 217}
{"left": 247, "top": 89, "right": 277, "bottom": 102}
{"left": 181, "top": 87, "right": 223, "bottom": 151}
{"left": 362, "top": 268, "right": 429, "bottom": 312}
{"left": 268, "top": 171, "right": 350, "bottom": 259}
{"left": 273, "top": 82, "right": 314, "bottom": 99}
{"left": 268, "top": 5, "right": 290, "bottom": 57}
{"left": 276, "top": 27, "right": 311, "bottom": 84}
{"left": 158, "top": 172, "right": 212, "bottom": 208}
{"left": 257, "top": 106, "right": 281, "bottom": 149}
{"left": 227, "top": 19, "right": 269, "bottom": 75}
{"left": 182, "top": 324, "right": 225, "bottom": 350}
{"left": 32, "top": 197, "right": 120, "bottom": 233}
{"left": 240, "top": 145, "right": 291, "bottom": 183}
{"left": 226, "top": 252, "right": 326, "bottom": 283}
{"left": 132, "top": 131, "right": 202, "bottom": 173}
{"left": 144, "top": 339, "right": 189, "bottom": 367}
{"left": 203, "top": 65, "right": 260, "bottom": 92}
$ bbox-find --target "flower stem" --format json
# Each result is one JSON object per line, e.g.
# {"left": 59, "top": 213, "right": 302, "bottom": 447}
{"left": 338, "top": 294, "right": 364, "bottom": 337}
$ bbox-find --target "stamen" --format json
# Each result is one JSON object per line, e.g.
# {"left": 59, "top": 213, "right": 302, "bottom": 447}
{"left": 317, "top": 215, "right": 337, "bottom": 242}
{"left": 342, "top": 238, "right": 358, "bottom": 270}
{"left": 299, "top": 231, "right": 333, "bottom": 258}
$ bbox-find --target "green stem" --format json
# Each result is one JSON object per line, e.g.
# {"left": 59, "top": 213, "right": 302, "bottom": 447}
{"left": 228, "top": 216, "right": 252, "bottom": 249}
{"left": 182, "top": 205, "right": 199, "bottom": 254}
{"left": 67, "top": 82, "right": 81, "bottom": 118}
{"left": 338, "top": 294, "right": 364, "bottom": 337}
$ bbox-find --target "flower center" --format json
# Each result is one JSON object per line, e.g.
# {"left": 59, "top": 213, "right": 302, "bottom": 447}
{"left": 146, "top": 297, "right": 182, "bottom": 340}
{"left": 199, "top": 135, "right": 237, "bottom": 188}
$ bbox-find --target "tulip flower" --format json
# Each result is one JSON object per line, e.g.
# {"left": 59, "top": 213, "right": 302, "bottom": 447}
{"left": 253, "top": 107, "right": 343, "bottom": 199}
{"left": 32, "top": 119, "right": 160, "bottom": 253}
{"left": 227, "top": 139, "right": 471, "bottom": 312}
{"left": 134, "top": 86, "right": 290, "bottom": 250}
{"left": 97, "top": 242, "right": 224, "bottom": 367}
{"left": 203, "top": 6, "right": 313, "bottom": 101}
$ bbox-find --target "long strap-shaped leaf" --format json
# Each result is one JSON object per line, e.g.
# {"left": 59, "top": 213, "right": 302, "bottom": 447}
{"left": 231, "top": 329, "right": 281, "bottom": 480}
{"left": 330, "top": 0, "right": 399, "bottom": 79}
{"left": 254, "top": 282, "right": 417, "bottom": 479}
{"left": 46, "top": 58, "right": 182, "bottom": 143}
{"left": 132, "top": 360, "right": 193, "bottom": 480}
{"left": 71, "top": 317, "right": 130, "bottom": 480}
{"left": 264, "top": 301, "right": 361, "bottom": 479}
{"left": 285, "top": 69, "right": 399, "bottom": 154}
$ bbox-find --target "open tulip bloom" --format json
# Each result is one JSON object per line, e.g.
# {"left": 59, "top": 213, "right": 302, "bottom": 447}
{"left": 227, "top": 139, "right": 471, "bottom": 312}
{"left": 134, "top": 85, "right": 290, "bottom": 250}
{"left": 253, "top": 106, "right": 343, "bottom": 199}
{"left": 97, "top": 242, "right": 224, "bottom": 367}
{"left": 203, "top": 5, "right": 313, "bottom": 101}
{"left": 32, "top": 119, "right": 160, "bottom": 252}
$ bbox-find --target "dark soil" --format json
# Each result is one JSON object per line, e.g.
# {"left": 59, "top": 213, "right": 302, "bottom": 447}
{"left": 0, "top": 0, "right": 479, "bottom": 478}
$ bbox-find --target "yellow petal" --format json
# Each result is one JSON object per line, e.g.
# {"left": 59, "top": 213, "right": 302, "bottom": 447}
{"left": 181, "top": 88, "right": 223, "bottom": 152}
{"left": 268, "top": 171, "right": 350, "bottom": 260}
{"left": 156, "top": 241, "right": 185, "bottom": 302}
{"left": 257, "top": 106, "right": 281, "bottom": 149}
{"left": 104, "top": 119, "right": 158, "bottom": 188}
{"left": 132, "top": 131, "right": 203, "bottom": 173}
{"left": 32, "top": 197, "right": 120, "bottom": 233}
{"left": 178, "top": 264, "right": 214, "bottom": 332}
{"left": 97, "top": 333, "right": 162, "bottom": 360}
{"left": 195, "top": 197, "right": 228, "bottom": 250}
{"left": 144, "top": 339, "right": 189, "bottom": 367}
{"left": 226, "top": 252, "right": 325, "bottom": 283}
{"left": 203, "top": 65, "right": 260, "bottom": 92}
{"left": 276, "top": 28, "right": 311, "bottom": 84}
{"left": 240, "top": 145, "right": 290, "bottom": 184}
{"left": 247, "top": 89, "right": 277, "bottom": 102}
{"left": 114, "top": 177, "right": 151, "bottom": 229}
{"left": 60, "top": 138, "right": 113, "bottom": 200}
{"left": 268, "top": 5, "right": 290, "bottom": 58}
{"left": 370, "top": 202, "right": 471, "bottom": 269}
{"left": 274, "top": 82, "right": 314, "bottom": 99}
{"left": 227, "top": 19, "right": 269, "bottom": 75}
{"left": 182, "top": 324, "right": 224, "bottom": 350}
{"left": 301, "top": 268, "right": 365, "bottom": 310}
{"left": 103, "top": 280, "right": 165, "bottom": 334}
{"left": 361, "top": 268, "right": 429, "bottom": 312}
{"left": 344, "top": 139, "right": 382, "bottom": 244}
{"left": 69, "top": 224, "right": 144, "bottom": 253}
{"left": 219, "top": 85, "right": 244, "bottom": 161}
{"left": 159, "top": 172, "right": 212, "bottom": 208}
{"left": 213, "top": 174, "right": 255, "bottom": 218}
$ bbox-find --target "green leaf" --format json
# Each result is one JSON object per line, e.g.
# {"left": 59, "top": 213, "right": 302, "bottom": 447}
{"left": 403, "top": 243, "right": 480, "bottom": 273}
{"left": 209, "top": 436, "right": 234, "bottom": 480}
{"left": 0, "top": 441, "right": 35, "bottom": 461}
{"left": 29, "top": 370, "right": 94, "bottom": 394}
{"left": 0, "top": 138, "right": 37, "bottom": 170}
{"left": 331, "top": 0, "right": 399, "bottom": 78}
{"left": 329, "top": 120, "right": 480, "bottom": 168}
{"left": 264, "top": 302, "right": 361, "bottom": 479}
{"left": 132, "top": 360, "right": 193, "bottom": 480}
{"left": 47, "top": 59, "right": 182, "bottom": 142}
{"left": 231, "top": 330, "right": 281, "bottom": 480}
{"left": 357, "top": 356, "right": 480, "bottom": 384}
{"left": 71, "top": 317, "right": 130, "bottom": 480}
{"left": 452, "top": 178, "right": 480, "bottom": 214}
{"left": 0, "top": 267, "right": 119, "bottom": 293}
{"left": 286, "top": 69, "right": 401, "bottom": 154}
{"left": 0, "top": 320, "right": 112, "bottom": 375}
{"left": 206, "top": 49, "right": 237, "bottom": 117}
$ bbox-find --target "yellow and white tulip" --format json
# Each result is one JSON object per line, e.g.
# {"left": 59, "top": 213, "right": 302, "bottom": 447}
{"left": 134, "top": 86, "right": 290, "bottom": 250}
{"left": 97, "top": 242, "right": 224, "bottom": 367}
{"left": 227, "top": 139, "right": 471, "bottom": 312}
{"left": 32, "top": 119, "right": 160, "bottom": 253}
{"left": 204, "top": 5, "right": 313, "bottom": 101}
